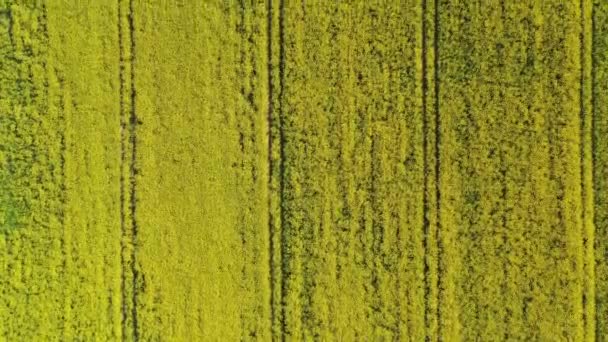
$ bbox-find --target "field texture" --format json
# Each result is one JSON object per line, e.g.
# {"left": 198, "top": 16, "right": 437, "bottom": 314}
{"left": 0, "top": 0, "right": 607, "bottom": 341}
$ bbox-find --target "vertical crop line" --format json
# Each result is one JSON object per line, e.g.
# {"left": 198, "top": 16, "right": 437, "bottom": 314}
{"left": 266, "top": 0, "right": 276, "bottom": 339}
{"left": 420, "top": 0, "right": 431, "bottom": 341}
{"left": 128, "top": 0, "right": 140, "bottom": 340}
{"left": 580, "top": 0, "right": 596, "bottom": 339}
{"left": 236, "top": 3, "right": 247, "bottom": 337}
{"left": 579, "top": 0, "right": 587, "bottom": 337}
{"left": 433, "top": 0, "right": 442, "bottom": 339}
{"left": 117, "top": 0, "right": 129, "bottom": 340}
{"left": 58, "top": 66, "right": 68, "bottom": 342}
{"left": 42, "top": 2, "right": 68, "bottom": 338}
{"left": 591, "top": 2, "right": 601, "bottom": 339}
{"left": 266, "top": 0, "right": 277, "bottom": 341}
{"left": 278, "top": 0, "right": 287, "bottom": 340}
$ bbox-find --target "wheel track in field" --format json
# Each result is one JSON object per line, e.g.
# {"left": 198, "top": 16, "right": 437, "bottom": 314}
{"left": 421, "top": 0, "right": 442, "bottom": 339}
{"left": 236, "top": 2, "right": 248, "bottom": 337}
{"left": 40, "top": 2, "right": 69, "bottom": 337}
{"left": 579, "top": 0, "right": 586, "bottom": 335}
{"left": 267, "top": 0, "right": 287, "bottom": 339}
{"left": 591, "top": 3, "right": 603, "bottom": 340}
{"left": 421, "top": 0, "right": 431, "bottom": 340}
{"left": 433, "top": 0, "right": 443, "bottom": 339}
{"left": 579, "top": 0, "right": 596, "bottom": 338}
{"left": 277, "top": 0, "right": 287, "bottom": 340}
{"left": 118, "top": 0, "right": 139, "bottom": 340}
{"left": 266, "top": 0, "right": 277, "bottom": 338}
{"left": 422, "top": 0, "right": 442, "bottom": 339}
{"left": 128, "top": 0, "right": 139, "bottom": 339}
{"left": 117, "top": 0, "right": 128, "bottom": 339}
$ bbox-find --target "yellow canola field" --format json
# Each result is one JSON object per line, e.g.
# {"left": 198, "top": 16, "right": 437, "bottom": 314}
{"left": 0, "top": 1, "right": 606, "bottom": 341}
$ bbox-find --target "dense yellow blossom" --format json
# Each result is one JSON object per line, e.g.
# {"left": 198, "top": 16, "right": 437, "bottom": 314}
{"left": 0, "top": 1, "right": 606, "bottom": 341}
